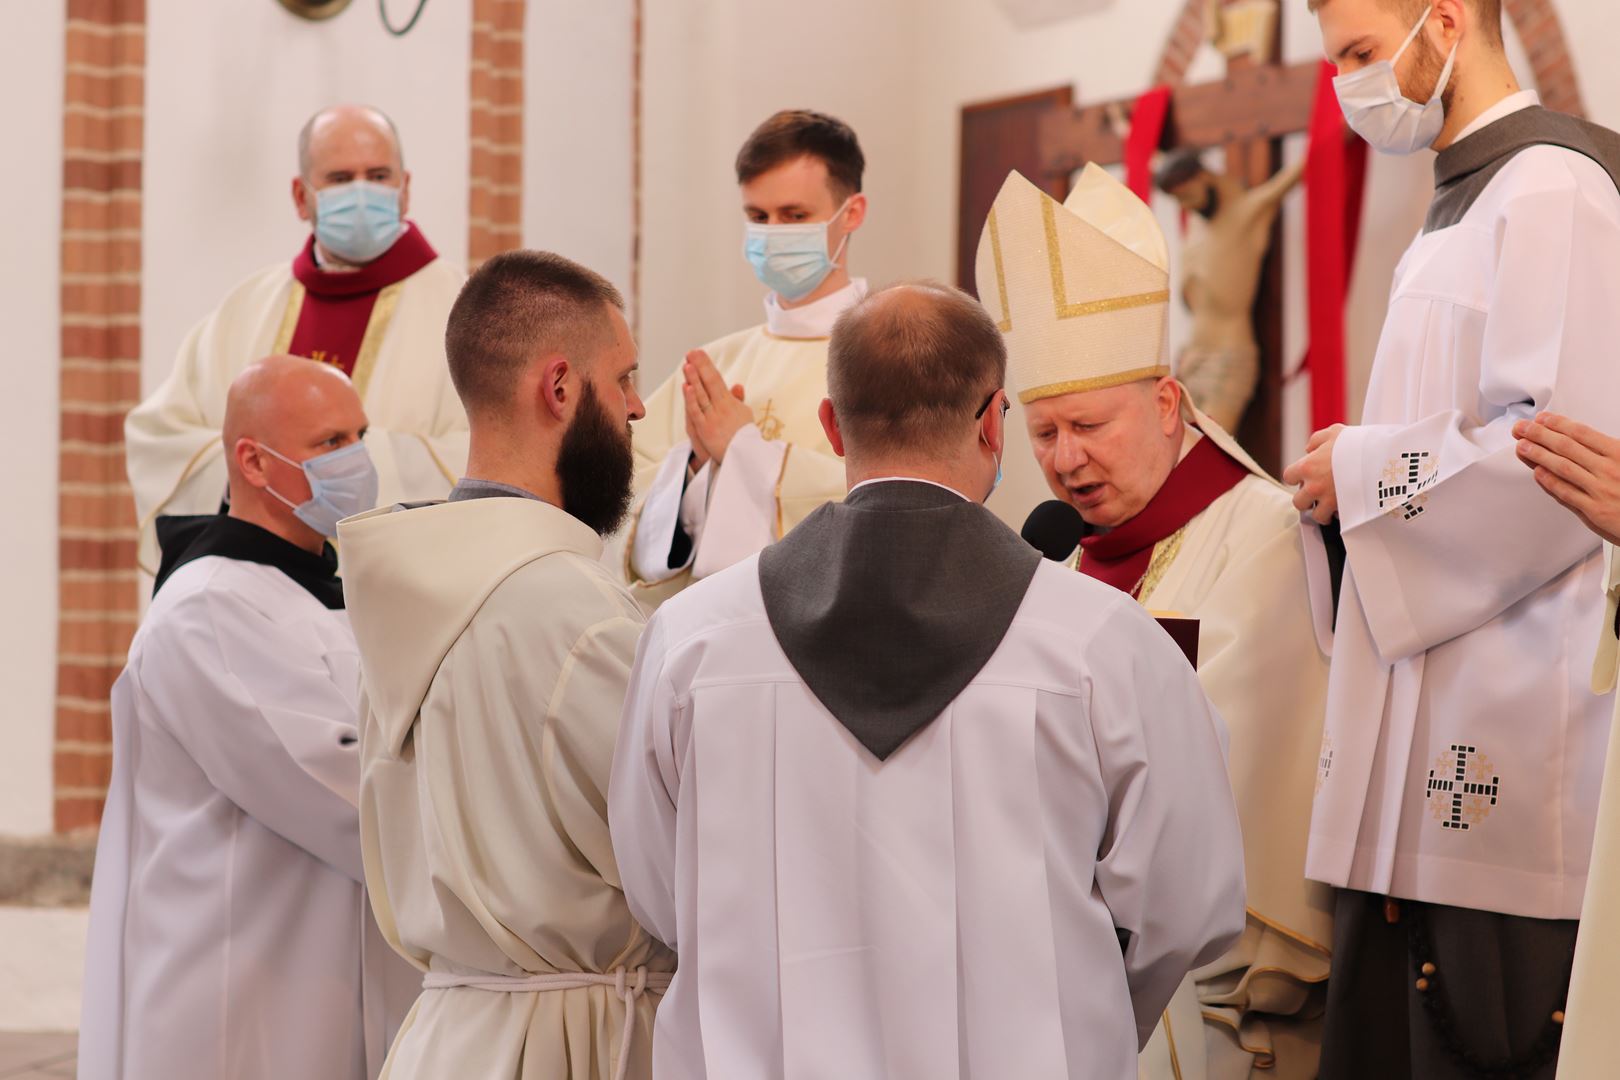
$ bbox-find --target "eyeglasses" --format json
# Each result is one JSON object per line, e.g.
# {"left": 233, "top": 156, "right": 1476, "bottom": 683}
{"left": 974, "top": 388, "right": 1010, "bottom": 420}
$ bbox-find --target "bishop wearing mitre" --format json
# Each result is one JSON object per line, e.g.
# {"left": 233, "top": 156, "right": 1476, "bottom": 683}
{"left": 976, "top": 165, "right": 1333, "bottom": 1080}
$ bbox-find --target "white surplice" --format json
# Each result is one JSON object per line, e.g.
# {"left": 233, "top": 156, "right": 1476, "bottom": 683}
{"left": 609, "top": 556, "right": 1247, "bottom": 1080}
{"left": 125, "top": 238, "right": 469, "bottom": 571}
{"left": 624, "top": 280, "right": 866, "bottom": 608}
{"left": 79, "top": 556, "right": 417, "bottom": 1080}
{"left": 338, "top": 496, "right": 675, "bottom": 1080}
{"left": 1306, "top": 145, "right": 1620, "bottom": 918}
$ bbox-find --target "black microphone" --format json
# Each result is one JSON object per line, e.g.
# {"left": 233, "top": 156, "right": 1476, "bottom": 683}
{"left": 1021, "top": 500, "right": 1085, "bottom": 561}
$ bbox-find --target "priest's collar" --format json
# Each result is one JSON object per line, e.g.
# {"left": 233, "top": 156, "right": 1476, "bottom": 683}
{"left": 1450, "top": 89, "right": 1540, "bottom": 147}
{"left": 1076, "top": 435, "right": 1247, "bottom": 599}
{"left": 848, "top": 476, "right": 971, "bottom": 503}
{"left": 763, "top": 278, "right": 868, "bottom": 340}
{"left": 449, "top": 477, "right": 546, "bottom": 503}
{"left": 153, "top": 513, "right": 344, "bottom": 609}
{"left": 293, "top": 222, "right": 438, "bottom": 299}
{"left": 1428, "top": 99, "right": 1620, "bottom": 233}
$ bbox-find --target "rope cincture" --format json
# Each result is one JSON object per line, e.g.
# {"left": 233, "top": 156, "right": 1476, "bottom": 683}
{"left": 1401, "top": 902, "right": 1571, "bottom": 1079}
{"left": 422, "top": 964, "right": 671, "bottom": 1080}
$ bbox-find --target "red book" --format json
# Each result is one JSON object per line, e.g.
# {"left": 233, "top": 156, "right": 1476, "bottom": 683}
{"left": 1150, "top": 612, "right": 1200, "bottom": 668}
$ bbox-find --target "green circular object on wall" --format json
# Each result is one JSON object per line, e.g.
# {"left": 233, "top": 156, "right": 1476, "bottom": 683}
{"left": 277, "top": 0, "right": 354, "bottom": 20}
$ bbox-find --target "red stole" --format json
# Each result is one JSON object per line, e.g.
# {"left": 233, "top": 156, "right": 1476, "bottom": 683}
{"left": 285, "top": 223, "right": 438, "bottom": 377}
{"left": 1078, "top": 436, "right": 1249, "bottom": 599}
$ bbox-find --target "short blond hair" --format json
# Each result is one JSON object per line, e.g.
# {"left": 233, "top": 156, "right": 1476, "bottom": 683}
{"left": 1307, "top": 0, "right": 1502, "bottom": 44}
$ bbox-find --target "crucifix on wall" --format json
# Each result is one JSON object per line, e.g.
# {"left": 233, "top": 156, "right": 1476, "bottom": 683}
{"left": 959, "top": 0, "right": 1367, "bottom": 478}
{"left": 1037, "top": 0, "right": 1319, "bottom": 475}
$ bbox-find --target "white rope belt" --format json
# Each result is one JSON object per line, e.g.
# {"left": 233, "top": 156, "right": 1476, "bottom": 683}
{"left": 421, "top": 967, "right": 671, "bottom": 1080}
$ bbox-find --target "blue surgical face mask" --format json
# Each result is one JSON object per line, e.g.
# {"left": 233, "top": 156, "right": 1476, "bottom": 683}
{"left": 314, "top": 180, "right": 405, "bottom": 264}
{"left": 743, "top": 198, "right": 853, "bottom": 301}
{"left": 1333, "top": 5, "right": 1458, "bottom": 156}
{"left": 258, "top": 440, "right": 380, "bottom": 537}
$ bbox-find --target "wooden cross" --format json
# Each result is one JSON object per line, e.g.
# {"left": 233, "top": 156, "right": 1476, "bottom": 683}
{"left": 1035, "top": 3, "right": 1320, "bottom": 475}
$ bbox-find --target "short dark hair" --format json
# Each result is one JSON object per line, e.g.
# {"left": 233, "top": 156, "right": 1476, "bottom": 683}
{"left": 735, "top": 110, "right": 865, "bottom": 199}
{"left": 827, "top": 282, "right": 1006, "bottom": 458}
{"left": 445, "top": 250, "right": 624, "bottom": 414}
{"left": 1154, "top": 148, "right": 1208, "bottom": 194}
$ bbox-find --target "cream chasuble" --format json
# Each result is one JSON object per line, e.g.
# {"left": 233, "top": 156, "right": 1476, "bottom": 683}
{"left": 1067, "top": 445, "right": 1333, "bottom": 1080}
{"left": 1557, "top": 545, "right": 1620, "bottom": 1078}
{"left": 624, "top": 280, "right": 865, "bottom": 609}
{"left": 339, "top": 496, "right": 675, "bottom": 1080}
{"left": 126, "top": 235, "right": 469, "bottom": 572}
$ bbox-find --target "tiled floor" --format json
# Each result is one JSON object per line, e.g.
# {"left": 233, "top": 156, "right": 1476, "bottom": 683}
{"left": 0, "top": 1032, "right": 75, "bottom": 1079}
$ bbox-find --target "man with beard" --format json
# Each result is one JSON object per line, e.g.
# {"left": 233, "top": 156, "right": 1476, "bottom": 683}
{"left": 1289, "top": 2, "right": 1620, "bottom": 1076}
{"left": 337, "top": 250, "right": 675, "bottom": 1080}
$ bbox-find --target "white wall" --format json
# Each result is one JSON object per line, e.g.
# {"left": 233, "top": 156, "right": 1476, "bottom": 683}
{"left": 523, "top": 1, "right": 637, "bottom": 304}
{"left": 0, "top": 0, "right": 65, "bottom": 839}
{"left": 1560, "top": 3, "right": 1620, "bottom": 130}
{"left": 141, "top": 0, "right": 472, "bottom": 397}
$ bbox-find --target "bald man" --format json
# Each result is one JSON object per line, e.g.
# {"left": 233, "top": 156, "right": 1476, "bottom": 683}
{"left": 81, "top": 356, "right": 418, "bottom": 1080}
{"left": 610, "top": 283, "right": 1245, "bottom": 1079}
{"left": 126, "top": 104, "right": 469, "bottom": 575}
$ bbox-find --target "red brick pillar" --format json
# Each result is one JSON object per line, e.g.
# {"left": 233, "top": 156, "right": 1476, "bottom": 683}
{"left": 55, "top": 0, "right": 145, "bottom": 833}
{"left": 1504, "top": 0, "right": 1585, "bottom": 118}
{"left": 469, "top": 0, "right": 525, "bottom": 270}
{"left": 1154, "top": 0, "right": 1209, "bottom": 88}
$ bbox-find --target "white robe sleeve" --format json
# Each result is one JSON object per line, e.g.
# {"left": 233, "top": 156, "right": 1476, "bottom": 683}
{"left": 630, "top": 444, "right": 703, "bottom": 584}
{"left": 372, "top": 430, "right": 464, "bottom": 505}
{"left": 1299, "top": 516, "right": 1338, "bottom": 656}
{"left": 1333, "top": 178, "right": 1620, "bottom": 663}
{"left": 539, "top": 612, "right": 646, "bottom": 892}
{"left": 370, "top": 367, "right": 469, "bottom": 504}
{"left": 125, "top": 317, "right": 231, "bottom": 560}
{"left": 607, "top": 614, "right": 682, "bottom": 949}
{"left": 1086, "top": 607, "right": 1248, "bottom": 1047}
{"left": 1594, "top": 543, "right": 1620, "bottom": 695}
{"left": 691, "top": 425, "right": 789, "bottom": 580}
{"left": 135, "top": 589, "right": 364, "bottom": 881}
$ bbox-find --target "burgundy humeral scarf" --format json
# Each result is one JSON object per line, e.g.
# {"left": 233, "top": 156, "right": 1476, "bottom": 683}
{"left": 285, "top": 223, "right": 438, "bottom": 377}
{"left": 1077, "top": 436, "right": 1249, "bottom": 599}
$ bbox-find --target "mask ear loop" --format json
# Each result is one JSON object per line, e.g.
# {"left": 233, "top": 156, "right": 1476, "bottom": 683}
{"left": 979, "top": 391, "right": 1007, "bottom": 501}
{"left": 1428, "top": 36, "right": 1460, "bottom": 106}
{"left": 253, "top": 440, "right": 312, "bottom": 513}
{"left": 1391, "top": 4, "right": 1435, "bottom": 66}
{"left": 825, "top": 197, "right": 855, "bottom": 268}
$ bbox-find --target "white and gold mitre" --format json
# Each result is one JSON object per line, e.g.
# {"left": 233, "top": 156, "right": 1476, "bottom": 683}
{"left": 975, "top": 164, "right": 1172, "bottom": 405}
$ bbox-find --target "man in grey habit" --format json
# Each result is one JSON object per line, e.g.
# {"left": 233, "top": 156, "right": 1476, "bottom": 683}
{"left": 609, "top": 281, "right": 1247, "bottom": 1079}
